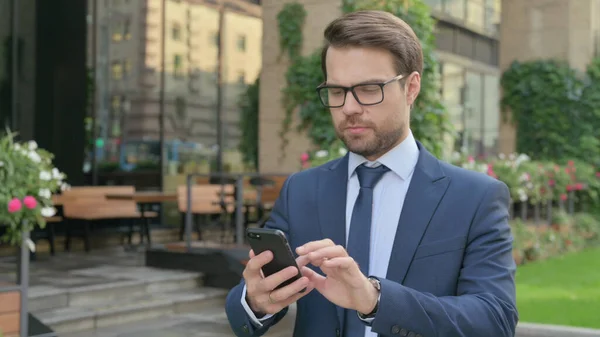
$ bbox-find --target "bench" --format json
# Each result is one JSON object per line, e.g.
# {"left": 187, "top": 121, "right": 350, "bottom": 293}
{"left": 61, "top": 186, "right": 158, "bottom": 251}
{"left": 177, "top": 184, "right": 235, "bottom": 242}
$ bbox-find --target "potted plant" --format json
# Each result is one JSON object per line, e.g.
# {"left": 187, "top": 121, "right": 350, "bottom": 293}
{"left": 0, "top": 131, "right": 67, "bottom": 336}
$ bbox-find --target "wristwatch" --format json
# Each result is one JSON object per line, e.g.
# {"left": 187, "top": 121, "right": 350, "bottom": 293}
{"left": 358, "top": 276, "right": 381, "bottom": 319}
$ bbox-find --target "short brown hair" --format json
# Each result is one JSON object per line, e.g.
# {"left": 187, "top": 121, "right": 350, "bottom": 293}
{"left": 321, "top": 10, "right": 423, "bottom": 80}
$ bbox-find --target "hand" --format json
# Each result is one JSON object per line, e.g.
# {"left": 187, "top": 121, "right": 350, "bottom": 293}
{"left": 243, "top": 249, "right": 314, "bottom": 315}
{"left": 296, "top": 239, "right": 378, "bottom": 314}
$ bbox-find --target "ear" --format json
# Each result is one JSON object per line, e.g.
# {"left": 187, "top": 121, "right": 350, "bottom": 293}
{"left": 405, "top": 71, "right": 421, "bottom": 106}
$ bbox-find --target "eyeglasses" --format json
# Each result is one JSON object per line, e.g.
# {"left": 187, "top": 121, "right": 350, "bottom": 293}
{"left": 316, "top": 74, "right": 405, "bottom": 108}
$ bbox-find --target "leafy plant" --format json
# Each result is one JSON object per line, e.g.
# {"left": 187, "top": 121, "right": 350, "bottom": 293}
{"left": 501, "top": 59, "right": 600, "bottom": 165}
{"left": 238, "top": 76, "right": 260, "bottom": 170}
{"left": 0, "top": 131, "right": 68, "bottom": 246}
{"left": 277, "top": 0, "right": 453, "bottom": 160}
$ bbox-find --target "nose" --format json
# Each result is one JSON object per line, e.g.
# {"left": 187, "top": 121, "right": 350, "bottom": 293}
{"left": 342, "top": 91, "right": 362, "bottom": 116}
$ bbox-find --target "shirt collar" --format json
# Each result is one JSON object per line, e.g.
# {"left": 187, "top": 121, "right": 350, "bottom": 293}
{"left": 348, "top": 130, "right": 420, "bottom": 181}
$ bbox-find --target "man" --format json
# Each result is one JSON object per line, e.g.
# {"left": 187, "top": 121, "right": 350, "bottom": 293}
{"left": 226, "top": 10, "right": 518, "bottom": 337}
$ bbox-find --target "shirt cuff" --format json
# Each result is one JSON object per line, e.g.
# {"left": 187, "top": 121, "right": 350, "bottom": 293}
{"left": 241, "top": 284, "right": 274, "bottom": 326}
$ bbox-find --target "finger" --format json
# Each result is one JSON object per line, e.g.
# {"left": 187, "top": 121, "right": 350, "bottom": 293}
{"left": 301, "top": 266, "right": 326, "bottom": 289}
{"left": 268, "top": 276, "right": 310, "bottom": 303}
{"left": 296, "top": 254, "right": 311, "bottom": 268}
{"left": 322, "top": 257, "right": 361, "bottom": 275}
{"left": 249, "top": 249, "right": 255, "bottom": 259}
{"left": 307, "top": 245, "right": 348, "bottom": 265}
{"left": 260, "top": 266, "right": 301, "bottom": 292}
{"left": 243, "top": 250, "right": 273, "bottom": 278}
{"left": 296, "top": 239, "right": 335, "bottom": 255}
{"left": 264, "top": 283, "right": 315, "bottom": 314}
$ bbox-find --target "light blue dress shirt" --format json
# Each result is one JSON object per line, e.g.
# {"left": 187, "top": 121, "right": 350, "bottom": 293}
{"left": 241, "top": 131, "right": 420, "bottom": 337}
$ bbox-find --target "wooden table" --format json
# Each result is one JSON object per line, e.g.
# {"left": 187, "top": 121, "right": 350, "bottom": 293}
{"left": 105, "top": 191, "right": 177, "bottom": 203}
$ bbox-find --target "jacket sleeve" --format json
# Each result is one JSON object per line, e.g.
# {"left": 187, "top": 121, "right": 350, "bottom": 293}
{"left": 225, "top": 174, "right": 296, "bottom": 337}
{"left": 370, "top": 180, "right": 519, "bottom": 337}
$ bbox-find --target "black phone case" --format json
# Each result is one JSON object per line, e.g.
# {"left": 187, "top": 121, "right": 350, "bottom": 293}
{"left": 246, "top": 228, "right": 303, "bottom": 290}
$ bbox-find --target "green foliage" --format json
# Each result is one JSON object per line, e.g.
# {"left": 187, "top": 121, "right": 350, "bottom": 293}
{"left": 277, "top": 3, "right": 307, "bottom": 61}
{"left": 500, "top": 59, "right": 600, "bottom": 164}
{"left": 0, "top": 130, "right": 67, "bottom": 245}
{"left": 278, "top": 0, "right": 453, "bottom": 160}
{"left": 238, "top": 76, "right": 260, "bottom": 170}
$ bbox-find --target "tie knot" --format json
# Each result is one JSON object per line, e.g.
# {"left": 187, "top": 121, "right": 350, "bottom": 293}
{"left": 355, "top": 164, "right": 390, "bottom": 188}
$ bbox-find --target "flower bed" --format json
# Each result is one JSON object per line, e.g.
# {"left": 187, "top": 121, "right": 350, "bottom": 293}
{"left": 0, "top": 132, "right": 68, "bottom": 246}
{"left": 300, "top": 148, "right": 600, "bottom": 264}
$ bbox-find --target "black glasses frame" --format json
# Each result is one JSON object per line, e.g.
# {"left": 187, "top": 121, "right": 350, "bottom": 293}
{"left": 315, "top": 74, "right": 405, "bottom": 108}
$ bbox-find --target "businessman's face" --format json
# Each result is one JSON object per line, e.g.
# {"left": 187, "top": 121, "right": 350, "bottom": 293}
{"left": 323, "top": 46, "right": 419, "bottom": 160}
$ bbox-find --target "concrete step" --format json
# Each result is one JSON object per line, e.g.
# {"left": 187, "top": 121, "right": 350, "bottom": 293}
{"left": 28, "top": 267, "right": 203, "bottom": 312}
{"left": 58, "top": 301, "right": 297, "bottom": 337}
{"left": 34, "top": 287, "right": 228, "bottom": 334}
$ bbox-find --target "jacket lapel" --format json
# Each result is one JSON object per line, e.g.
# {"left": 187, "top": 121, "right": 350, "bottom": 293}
{"left": 386, "top": 143, "right": 450, "bottom": 283}
{"left": 317, "top": 154, "right": 348, "bottom": 330}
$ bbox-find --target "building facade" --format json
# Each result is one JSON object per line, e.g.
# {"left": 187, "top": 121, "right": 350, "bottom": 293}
{"left": 258, "top": 0, "right": 502, "bottom": 173}
{"left": 89, "top": 0, "right": 262, "bottom": 186}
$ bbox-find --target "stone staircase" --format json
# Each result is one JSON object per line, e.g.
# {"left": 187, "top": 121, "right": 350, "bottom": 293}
{"left": 28, "top": 266, "right": 228, "bottom": 335}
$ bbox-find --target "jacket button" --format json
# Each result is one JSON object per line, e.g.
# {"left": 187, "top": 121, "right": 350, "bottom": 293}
{"left": 416, "top": 334, "right": 423, "bottom": 337}
{"left": 407, "top": 332, "right": 416, "bottom": 337}
{"left": 400, "top": 328, "right": 408, "bottom": 336}
{"left": 391, "top": 325, "right": 401, "bottom": 334}
{"left": 336, "top": 328, "right": 341, "bottom": 337}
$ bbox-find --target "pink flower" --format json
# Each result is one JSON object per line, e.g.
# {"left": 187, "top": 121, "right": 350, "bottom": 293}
{"left": 7, "top": 198, "right": 22, "bottom": 213}
{"left": 575, "top": 183, "right": 583, "bottom": 190}
{"left": 300, "top": 153, "right": 309, "bottom": 163}
{"left": 560, "top": 194, "right": 568, "bottom": 201}
{"left": 23, "top": 196, "right": 37, "bottom": 209}
{"left": 596, "top": 172, "right": 600, "bottom": 178}
{"left": 548, "top": 179, "right": 555, "bottom": 186}
{"left": 468, "top": 156, "right": 474, "bottom": 163}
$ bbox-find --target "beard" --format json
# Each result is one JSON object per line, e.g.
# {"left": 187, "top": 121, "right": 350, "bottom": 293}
{"left": 335, "top": 115, "right": 405, "bottom": 158}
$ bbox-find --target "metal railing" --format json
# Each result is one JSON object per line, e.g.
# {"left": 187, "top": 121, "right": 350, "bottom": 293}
{"left": 183, "top": 172, "right": 289, "bottom": 250}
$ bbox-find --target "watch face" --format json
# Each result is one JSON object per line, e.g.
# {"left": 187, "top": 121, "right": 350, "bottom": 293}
{"left": 369, "top": 278, "right": 381, "bottom": 290}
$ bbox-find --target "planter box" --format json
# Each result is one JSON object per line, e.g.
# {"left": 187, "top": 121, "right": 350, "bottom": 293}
{"left": 0, "top": 282, "right": 20, "bottom": 337}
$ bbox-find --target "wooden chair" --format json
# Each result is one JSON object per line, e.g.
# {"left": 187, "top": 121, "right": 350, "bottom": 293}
{"left": 61, "top": 186, "right": 158, "bottom": 251}
{"left": 177, "top": 184, "right": 235, "bottom": 242}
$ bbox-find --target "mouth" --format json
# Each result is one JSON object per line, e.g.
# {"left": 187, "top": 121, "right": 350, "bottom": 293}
{"left": 345, "top": 126, "right": 369, "bottom": 135}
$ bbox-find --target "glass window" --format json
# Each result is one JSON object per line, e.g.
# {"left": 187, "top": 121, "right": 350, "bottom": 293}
{"left": 237, "top": 35, "right": 246, "bottom": 52}
{"left": 441, "top": 63, "right": 465, "bottom": 131}
{"left": 172, "top": 22, "right": 181, "bottom": 41}
{"left": 464, "top": 71, "right": 483, "bottom": 155}
{"left": 483, "top": 74, "right": 499, "bottom": 155}
{"left": 111, "top": 61, "right": 123, "bottom": 79}
{"left": 173, "top": 54, "right": 183, "bottom": 78}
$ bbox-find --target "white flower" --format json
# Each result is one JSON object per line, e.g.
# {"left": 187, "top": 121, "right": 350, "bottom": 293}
{"left": 515, "top": 154, "right": 530, "bottom": 166}
{"left": 478, "top": 164, "right": 488, "bottom": 173}
{"left": 0, "top": 161, "right": 3, "bottom": 167}
{"left": 315, "top": 150, "right": 328, "bottom": 158}
{"left": 451, "top": 152, "right": 461, "bottom": 161}
{"left": 28, "top": 151, "right": 41, "bottom": 163}
{"left": 39, "top": 171, "right": 52, "bottom": 181}
{"left": 526, "top": 182, "right": 534, "bottom": 189}
{"left": 28, "top": 141, "right": 38, "bottom": 150}
{"left": 52, "top": 168, "right": 62, "bottom": 179}
{"left": 338, "top": 148, "right": 348, "bottom": 156}
{"left": 509, "top": 153, "right": 516, "bottom": 161}
{"left": 41, "top": 207, "right": 56, "bottom": 217}
{"left": 38, "top": 189, "right": 51, "bottom": 199}
{"left": 498, "top": 153, "right": 506, "bottom": 160}
{"left": 14, "top": 143, "right": 20, "bottom": 150}
{"left": 60, "top": 183, "right": 71, "bottom": 191}
{"left": 518, "top": 188, "right": 528, "bottom": 202}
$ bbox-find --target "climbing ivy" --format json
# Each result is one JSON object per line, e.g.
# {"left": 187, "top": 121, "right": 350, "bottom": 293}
{"left": 500, "top": 59, "right": 600, "bottom": 165}
{"left": 276, "top": 3, "right": 307, "bottom": 61}
{"left": 278, "top": 0, "right": 453, "bottom": 159}
{"left": 238, "top": 76, "right": 260, "bottom": 170}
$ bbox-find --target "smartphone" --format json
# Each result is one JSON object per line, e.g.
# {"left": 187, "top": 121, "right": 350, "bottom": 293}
{"left": 246, "top": 228, "right": 304, "bottom": 291}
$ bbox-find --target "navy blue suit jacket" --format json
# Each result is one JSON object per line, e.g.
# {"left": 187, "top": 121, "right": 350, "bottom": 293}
{"left": 226, "top": 142, "right": 518, "bottom": 337}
